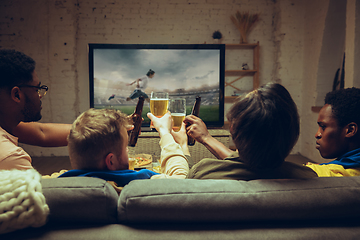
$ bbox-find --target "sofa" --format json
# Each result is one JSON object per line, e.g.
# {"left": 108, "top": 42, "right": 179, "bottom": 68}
{"left": 2, "top": 174, "right": 360, "bottom": 239}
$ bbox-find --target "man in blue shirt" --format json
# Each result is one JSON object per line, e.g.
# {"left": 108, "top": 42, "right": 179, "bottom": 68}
{"left": 307, "top": 87, "right": 360, "bottom": 176}
{"left": 59, "top": 108, "right": 189, "bottom": 187}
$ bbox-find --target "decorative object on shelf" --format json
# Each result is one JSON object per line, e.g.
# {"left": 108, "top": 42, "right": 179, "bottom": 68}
{"left": 224, "top": 43, "right": 260, "bottom": 105}
{"left": 230, "top": 11, "right": 260, "bottom": 43}
{"left": 212, "top": 30, "right": 223, "bottom": 44}
{"left": 241, "top": 63, "right": 249, "bottom": 70}
{"left": 332, "top": 52, "right": 345, "bottom": 91}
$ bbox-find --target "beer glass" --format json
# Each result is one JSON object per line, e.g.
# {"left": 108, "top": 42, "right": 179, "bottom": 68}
{"left": 150, "top": 92, "right": 169, "bottom": 129}
{"left": 169, "top": 98, "right": 186, "bottom": 132}
{"left": 128, "top": 158, "right": 136, "bottom": 170}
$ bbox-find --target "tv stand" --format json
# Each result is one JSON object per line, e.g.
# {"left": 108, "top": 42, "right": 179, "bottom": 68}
{"left": 140, "top": 127, "right": 157, "bottom": 132}
{"left": 128, "top": 129, "right": 231, "bottom": 164}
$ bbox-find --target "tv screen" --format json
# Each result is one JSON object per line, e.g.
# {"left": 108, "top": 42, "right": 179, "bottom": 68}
{"left": 88, "top": 44, "right": 225, "bottom": 129}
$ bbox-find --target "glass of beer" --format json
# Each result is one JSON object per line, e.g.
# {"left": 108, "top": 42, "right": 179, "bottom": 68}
{"left": 150, "top": 92, "right": 169, "bottom": 129}
{"left": 169, "top": 98, "right": 186, "bottom": 132}
{"left": 128, "top": 158, "right": 136, "bottom": 170}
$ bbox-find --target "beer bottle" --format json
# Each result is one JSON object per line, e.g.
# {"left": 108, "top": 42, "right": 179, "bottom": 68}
{"left": 128, "top": 96, "right": 145, "bottom": 147}
{"left": 188, "top": 96, "right": 201, "bottom": 146}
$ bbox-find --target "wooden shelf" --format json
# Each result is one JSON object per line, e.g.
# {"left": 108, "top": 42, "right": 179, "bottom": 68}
{"left": 311, "top": 106, "right": 322, "bottom": 113}
{"left": 224, "top": 42, "right": 260, "bottom": 103}
{"left": 225, "top": 70, "right": 257, "bottom": 76}
{"left": 223, "top": 121, "right": 230, "bottom": 130}
{"left": 225, "top": 43, "right": 259, "bottom": 49}
{"left": 224, "top": 96, "right": 239, "bottom": 103}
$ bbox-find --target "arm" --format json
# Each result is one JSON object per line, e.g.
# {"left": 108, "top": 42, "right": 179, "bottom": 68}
{"left": 127, "top": 78, "right": 141, "bottom": 87}
{"left": 171, "top": 122, "right": 190, "bottom": 156}
{"left": 12, "top": 122, "right": 71, "bottom": 147}
{"left": 147, "top": 112, "right": 189, "bottom": 179}
{"left": 184, "top": 115, "right": 234, "bottom": 160}
{"left": 127, "top": 80, "right": 136, "bottom": 86}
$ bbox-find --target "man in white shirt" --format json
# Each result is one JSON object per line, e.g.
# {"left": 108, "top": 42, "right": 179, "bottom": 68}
{"left": 126, "top": 69, "right": 155, "bottom": 101}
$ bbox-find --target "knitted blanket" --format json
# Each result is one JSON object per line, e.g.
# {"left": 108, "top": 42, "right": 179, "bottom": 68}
{"left": 0, "top": 169, "right": 49, "bottom": 234}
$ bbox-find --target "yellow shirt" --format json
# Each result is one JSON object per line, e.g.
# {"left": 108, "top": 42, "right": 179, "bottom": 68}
{"left": 306, "top": 163, "right": 360, "bottom": 177}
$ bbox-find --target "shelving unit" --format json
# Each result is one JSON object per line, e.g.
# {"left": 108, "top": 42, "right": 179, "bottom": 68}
{"left": 224, "top": 42, "right": 260, "bottom": 103}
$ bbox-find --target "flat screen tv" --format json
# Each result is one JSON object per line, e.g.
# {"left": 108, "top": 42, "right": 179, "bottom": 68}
{"left": 88, "top": 43, "right": 225, "bottom": 130}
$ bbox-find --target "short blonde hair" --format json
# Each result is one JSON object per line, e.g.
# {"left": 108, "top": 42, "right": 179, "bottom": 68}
{"left": 67, "top": 108, "right": 130, "bottom": 170}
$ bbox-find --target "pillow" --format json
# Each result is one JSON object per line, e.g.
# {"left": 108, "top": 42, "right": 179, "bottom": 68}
{"left": 41, "top": 177, "right": 119, "bottom": 224}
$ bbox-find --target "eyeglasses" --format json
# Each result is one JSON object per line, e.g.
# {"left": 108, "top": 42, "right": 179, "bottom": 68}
{"left": 18, "top": 85, "right": 48, "bottom": 97}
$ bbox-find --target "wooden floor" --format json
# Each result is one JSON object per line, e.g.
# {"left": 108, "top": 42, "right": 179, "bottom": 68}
{"left": 32, "top": 154, "right": 312, "bottom": 176}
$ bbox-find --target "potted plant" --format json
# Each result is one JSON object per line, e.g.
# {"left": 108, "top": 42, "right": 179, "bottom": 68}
{"left": 212, "top": 30, "right": 223, "bottom": 44}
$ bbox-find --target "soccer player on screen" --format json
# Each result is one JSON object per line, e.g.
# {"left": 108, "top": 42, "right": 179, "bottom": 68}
{"left": 126, "top": 69, "right": 155, "bottom": 101}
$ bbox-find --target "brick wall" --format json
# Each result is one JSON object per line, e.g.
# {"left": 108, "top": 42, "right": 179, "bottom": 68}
{"left": 1, "top": 0, "right": 312, "bottom": 157}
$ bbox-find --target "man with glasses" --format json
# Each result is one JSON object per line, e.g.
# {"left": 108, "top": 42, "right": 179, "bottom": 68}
{"left": 0, "top": 49, "right": 71, "bottom": 170}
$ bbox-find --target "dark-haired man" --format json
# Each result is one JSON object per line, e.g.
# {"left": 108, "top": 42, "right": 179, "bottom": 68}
{"left": 0, "top": 49, "right": 71, "bottom": 170}
{"left": 182, "top": 83, "right": 317, "bottom": 180}
{"left": 307, "top": 87, "right": 360, "bottom": 177}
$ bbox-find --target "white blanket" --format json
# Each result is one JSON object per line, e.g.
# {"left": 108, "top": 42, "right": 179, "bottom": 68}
{"left": 0, "top": 169, "right": 49, "bottom": 234}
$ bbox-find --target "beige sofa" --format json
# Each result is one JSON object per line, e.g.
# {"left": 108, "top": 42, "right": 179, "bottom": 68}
{"left": 3, "top": 175, "right": 360, "bottom": 239}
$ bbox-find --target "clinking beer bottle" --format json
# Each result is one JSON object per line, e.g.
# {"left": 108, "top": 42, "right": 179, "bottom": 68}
{"left": 128, "top": 96, "right": 145, "bottom": 147}
{"left": 188, "top": 96, "right": 201, "bottom": 146}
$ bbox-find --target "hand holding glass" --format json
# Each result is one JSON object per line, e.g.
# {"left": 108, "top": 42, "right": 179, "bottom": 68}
{"left": 150, "top": 92, "right": 169, "bottom": 128}
{"left": 169, "top": 98, "right": 186, "bottom": 132}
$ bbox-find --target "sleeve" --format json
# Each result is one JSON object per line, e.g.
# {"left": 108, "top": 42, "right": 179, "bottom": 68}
{"left": 0, "top": 147, "right": 33, "bottom": 170}
{"left": 150, "top": 133, "right": 189, "bottom": 179}
{"left": 0, "top": 155, "right": 33, "bottom": 170}
{"left": 305, "top": 163, "right": 360, "bottom": 177}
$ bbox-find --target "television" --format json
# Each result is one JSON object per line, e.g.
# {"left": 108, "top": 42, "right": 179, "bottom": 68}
{"left": 88, "top": 43, "right": 225, "bottom": 130}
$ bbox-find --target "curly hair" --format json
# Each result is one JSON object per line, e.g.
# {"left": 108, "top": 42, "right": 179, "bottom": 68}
{"left": 324, "top": 87, "right": 360, "bottom": 127}
{"left": 0, "top": 49, "right": 36, "bottom": 89}
{"left": 227, "top": 83, "right": 300, "bottom": 170}
{"left": 67, "top": 108, "right": 131, "bottom": 170}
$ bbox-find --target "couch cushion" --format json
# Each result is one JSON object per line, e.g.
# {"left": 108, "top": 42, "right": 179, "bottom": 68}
{"left": 118, "top": 177, "right": 360, "bottom": 223}
{"left": 41, "top": 177, "right": 118, "bottom": 224}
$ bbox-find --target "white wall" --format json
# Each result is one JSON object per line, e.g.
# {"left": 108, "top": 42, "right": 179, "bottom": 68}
{"left": 300, "top": 0, "right": 360, "bottom": 163}
{"left": 300, "top": 0, "right": 329, "bottom": 163}
{"left": 0, "top": 0, "right": 345, "bottom": 160}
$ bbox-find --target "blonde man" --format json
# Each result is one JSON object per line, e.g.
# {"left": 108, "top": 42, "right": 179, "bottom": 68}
{"left": 59, "top": 108, "right": 189, "bottom": 187}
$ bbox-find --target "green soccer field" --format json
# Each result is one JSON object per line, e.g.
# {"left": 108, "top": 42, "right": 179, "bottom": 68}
{"left": 94, "top": 104, "right": 220, "bottom": 124}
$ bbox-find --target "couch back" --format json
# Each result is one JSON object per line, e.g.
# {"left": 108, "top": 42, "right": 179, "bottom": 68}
{"left": 41, "top": 176, "right": 360, "bottom": 224}
{"left": 41, "top": 177, "right": 118, "bottom": 223}
{"left": 118, "top": 177, "right": 360, "bottom": 223}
